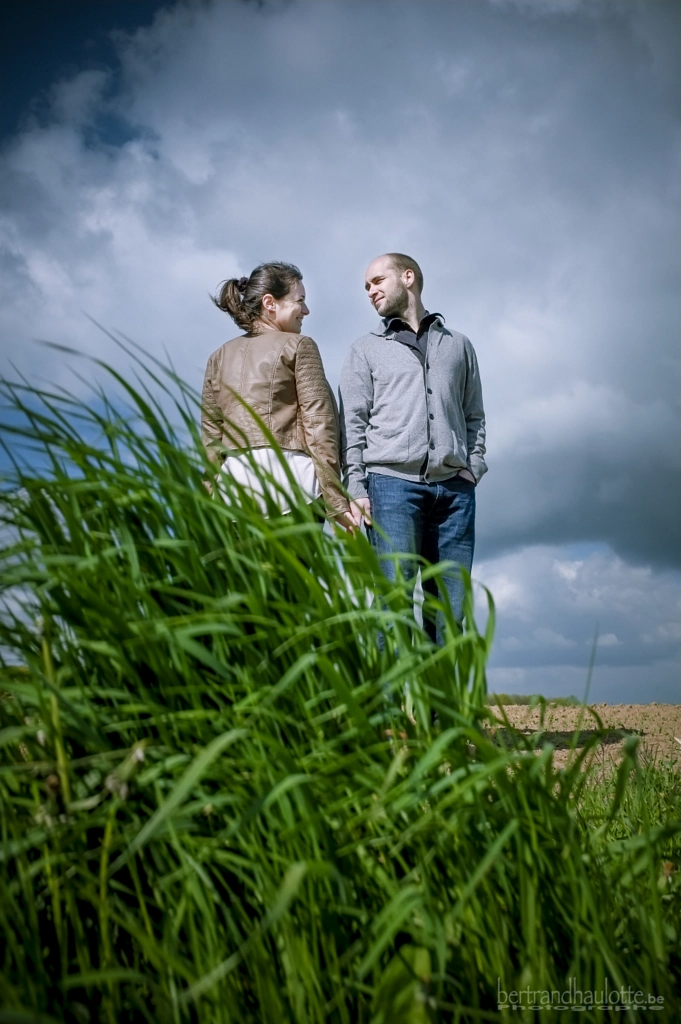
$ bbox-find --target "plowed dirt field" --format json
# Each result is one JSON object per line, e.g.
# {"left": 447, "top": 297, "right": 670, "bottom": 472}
{"left": 490, "top": 703, "right": 681, "bottom": 768}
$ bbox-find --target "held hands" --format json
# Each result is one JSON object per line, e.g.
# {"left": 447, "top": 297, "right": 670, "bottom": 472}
{"left": 335, "top": 510, "right": 358, "bottom": 533}
{"left": 330, "top": 500, "right": 369, "bottom": 534}
{"left": 334, "top": 500, "right": 369, "bottom": 534}
{"left": 348, "top": 497, "right": 371, "bottom": 530}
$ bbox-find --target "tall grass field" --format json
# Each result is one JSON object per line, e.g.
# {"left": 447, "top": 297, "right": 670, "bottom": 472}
{"left": 1, "top": 350, "right": 679, "bottom": 1022}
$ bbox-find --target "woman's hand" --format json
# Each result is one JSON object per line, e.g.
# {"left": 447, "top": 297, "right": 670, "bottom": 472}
{"left": 337, "top": 511, "right": 358, "bottom": 533}
{"left": 331, "top": 505, "right": 366, "bottom": 533}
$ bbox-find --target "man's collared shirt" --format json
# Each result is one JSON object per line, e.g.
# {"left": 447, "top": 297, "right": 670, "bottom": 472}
{"left": 383, "top": 310, "right": 443, "bottom": 364}
{"left": 382, "top": 311, "right": 444, "bottom": 477}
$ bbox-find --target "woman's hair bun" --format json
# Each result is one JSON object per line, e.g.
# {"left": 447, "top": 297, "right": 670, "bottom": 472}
{"left": 211, "top": 262, "right": 302, "bottom": 332}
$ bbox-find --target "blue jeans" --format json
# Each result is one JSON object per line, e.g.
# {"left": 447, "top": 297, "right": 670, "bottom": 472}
{"left": 367, "top": 472, "right": 475, "bottom": 642}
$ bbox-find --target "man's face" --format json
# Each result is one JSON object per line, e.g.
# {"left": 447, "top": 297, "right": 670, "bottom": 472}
{"left": 364, "top": 256, "right": 409, "bottom": 319}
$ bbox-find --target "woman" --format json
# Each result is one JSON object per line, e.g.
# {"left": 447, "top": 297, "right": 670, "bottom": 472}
{"left": 201, "top": 261, "right": 351, "bottom": 528}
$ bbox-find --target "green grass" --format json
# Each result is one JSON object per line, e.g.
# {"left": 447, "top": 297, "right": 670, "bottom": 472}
{"left": 0, "top": 349, "right": 679, "bottom": 1022}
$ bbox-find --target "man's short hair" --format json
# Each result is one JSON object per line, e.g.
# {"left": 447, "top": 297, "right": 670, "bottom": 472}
{"left": 385, "top": 253, "right": 423, "bottom": 292}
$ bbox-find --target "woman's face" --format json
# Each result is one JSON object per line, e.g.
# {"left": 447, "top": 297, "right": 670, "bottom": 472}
{"left": 262, "top": 279, "right": 309, "bottom": 334}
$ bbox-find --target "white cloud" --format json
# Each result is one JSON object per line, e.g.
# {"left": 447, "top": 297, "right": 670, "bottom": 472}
{"left": 596, "top": 633, "right": 620, "bottom": 648}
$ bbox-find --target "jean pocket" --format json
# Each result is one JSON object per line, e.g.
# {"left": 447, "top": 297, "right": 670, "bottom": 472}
{"left": 442, "top": 474, "right": 474, "bottom": 494}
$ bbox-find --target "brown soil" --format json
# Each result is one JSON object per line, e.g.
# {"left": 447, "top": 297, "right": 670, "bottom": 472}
{"left": 489, "top": 703, "right": 681, "bottom": 769}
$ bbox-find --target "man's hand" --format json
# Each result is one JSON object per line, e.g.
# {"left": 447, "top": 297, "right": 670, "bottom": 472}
{"left": 458, "top": 469, "right": 476, "bottom": 484}
{"left": 349, "top": 497, "right": 371, "bottom": 528}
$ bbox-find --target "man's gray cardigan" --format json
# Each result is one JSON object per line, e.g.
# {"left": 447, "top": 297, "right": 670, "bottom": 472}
{"left": 339, "top": 317, "right": 487, "bottom": 501}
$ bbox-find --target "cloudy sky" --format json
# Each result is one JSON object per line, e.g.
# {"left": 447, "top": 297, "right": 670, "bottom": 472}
{"left": 1, "top": 0, "right": 679, "bottom": 701}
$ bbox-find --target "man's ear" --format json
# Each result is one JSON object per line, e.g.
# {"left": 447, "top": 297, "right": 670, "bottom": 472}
{"left": 403, "top": 269, "right": 415, "bottom": 289}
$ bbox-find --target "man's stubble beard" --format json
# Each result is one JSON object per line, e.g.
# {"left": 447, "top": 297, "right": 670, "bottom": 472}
{"left": 379, "top": 281, "right": 409, "bottom": 320}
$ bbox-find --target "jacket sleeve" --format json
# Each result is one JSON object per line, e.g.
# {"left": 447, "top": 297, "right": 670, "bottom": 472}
{"left": 462, "top": 338, "right": 487, "bottom": 483}
{"left": 295, "top": 336, "right": 350, "bottom": 518}
{"left": 339, "top": 343, "right": 373, "bottom": 500}
{"left": 201, "top": 351, "right": 224, "bottom": 465}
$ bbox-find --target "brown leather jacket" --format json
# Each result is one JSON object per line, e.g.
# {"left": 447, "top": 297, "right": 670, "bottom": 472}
{"left": 201, "top": 330, "right": 349, "bottom": 517}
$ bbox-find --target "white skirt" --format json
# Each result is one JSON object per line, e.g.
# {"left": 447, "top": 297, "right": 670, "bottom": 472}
{"left": 220, "top": 447, "right": 320, "bottom": 514}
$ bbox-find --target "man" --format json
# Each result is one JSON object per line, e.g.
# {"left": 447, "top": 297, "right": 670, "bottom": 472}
{"left": 339, "top": 253, "right": 486, "bottom": 639}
